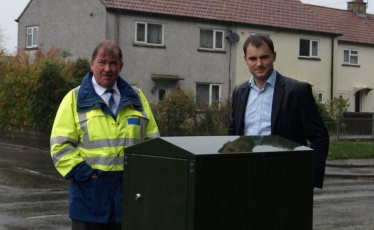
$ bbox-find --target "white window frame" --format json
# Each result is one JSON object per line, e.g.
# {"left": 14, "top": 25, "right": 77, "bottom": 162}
{"left": 26, "top": 26, "right": 38, "bottom": 48}
{"left": 135, "top": 22, "right": 164, "bottom": 46}
{"left": 199, "top": 29, "right": 225, "bottom": 50}
{"left": 343, "top": 49, "right": 359, "bottom": 65}
{"left": 299, "top": 38, "right": 319, "bottom": 58}
{"left": 196, "top": 83, "right": 222, "bottom": 106}
{"left": 317, "top": 92, "right": 324, "bottom": 102}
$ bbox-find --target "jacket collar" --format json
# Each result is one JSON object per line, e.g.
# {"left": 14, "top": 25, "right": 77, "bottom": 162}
{"left": 76, "top": 72, "right": 143, "bottom": 113}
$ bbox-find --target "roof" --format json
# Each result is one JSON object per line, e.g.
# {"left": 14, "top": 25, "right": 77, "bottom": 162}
{"left": 306, "top": 4, "right": 374, "bottom": 45}
{"left": 100, "top": 0, "right": 339, "bottom": 35}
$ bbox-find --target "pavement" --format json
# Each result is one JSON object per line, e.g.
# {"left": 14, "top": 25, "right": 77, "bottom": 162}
{"left": 325, "top": 158, "right": 374, "bottom": 179}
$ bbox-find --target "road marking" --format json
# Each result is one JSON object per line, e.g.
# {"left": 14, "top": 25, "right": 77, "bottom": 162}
{"left": 16, "top": 167, "right": 64, "bottom": 181}
{"left": 17, "top": 167, "right": 40, "bottom": 175}
{"left": 25, "top": 214, "right": 68, "bottom": 219}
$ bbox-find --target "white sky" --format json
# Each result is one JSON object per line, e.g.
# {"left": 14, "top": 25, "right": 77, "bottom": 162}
{"left": 0, "top": 0, "right": 30, "bottom": 53}
{"left": 0, "top": 0, "right": 373, "bottom": 53}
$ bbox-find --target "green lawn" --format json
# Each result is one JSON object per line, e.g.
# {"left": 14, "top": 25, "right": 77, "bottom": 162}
{"left": 328, "top": 140, "right": 374, "bottom": 160}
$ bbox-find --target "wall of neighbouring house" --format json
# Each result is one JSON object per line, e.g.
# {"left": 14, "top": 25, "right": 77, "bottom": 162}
{"left": 336, "top": 43, "right": 374, "bottom": 112}
{"left": 17, "top": 0, "right": 107, "bottom": 62}
{"left": 113, "top": 12, "right": 237, "bottom": 103}
{"left": 235, "top": 27, "right": 334, "bottom": 105}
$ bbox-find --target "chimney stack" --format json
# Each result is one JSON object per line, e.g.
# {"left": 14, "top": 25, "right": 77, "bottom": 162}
{"left": 347, "top": 0, "right": 367, "bottom": 15}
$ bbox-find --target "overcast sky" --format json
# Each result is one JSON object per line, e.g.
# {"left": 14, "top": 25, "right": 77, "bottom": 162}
{"left": 0, "top": 0, "right": 372, "bottom": 53}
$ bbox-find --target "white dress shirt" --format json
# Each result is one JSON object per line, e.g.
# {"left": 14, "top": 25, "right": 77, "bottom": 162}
{"left": 244, "top": 70, "right": 277, "bottom": 136}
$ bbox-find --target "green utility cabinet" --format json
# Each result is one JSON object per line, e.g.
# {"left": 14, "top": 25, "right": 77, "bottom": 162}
{"left": 123, "top": 136, "right": 314, "bottom": 230}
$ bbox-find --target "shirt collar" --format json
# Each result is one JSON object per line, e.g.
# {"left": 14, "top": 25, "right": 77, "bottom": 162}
{"left": 91, "top": 76, "right": 119, "bottom": 96}
{"left": 248, "top": 70, "right": 277, "bottom": 89}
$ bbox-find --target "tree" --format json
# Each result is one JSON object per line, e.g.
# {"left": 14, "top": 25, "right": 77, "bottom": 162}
{"left": 0, "top": 26, "right": 9, "bottom": 55}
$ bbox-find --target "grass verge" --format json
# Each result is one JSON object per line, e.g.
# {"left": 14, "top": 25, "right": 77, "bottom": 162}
{"left": 328, "top": 140, "right": 374, "bottom": 160}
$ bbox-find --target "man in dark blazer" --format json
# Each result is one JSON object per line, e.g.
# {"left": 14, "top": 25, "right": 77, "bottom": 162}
{"left": 228, "top": 34, "right": 329, "bottom": 189}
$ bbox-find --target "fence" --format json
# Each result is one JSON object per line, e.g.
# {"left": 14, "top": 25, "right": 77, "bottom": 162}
{"left": 325, "top": 112, "right": 374, "bottom": 140}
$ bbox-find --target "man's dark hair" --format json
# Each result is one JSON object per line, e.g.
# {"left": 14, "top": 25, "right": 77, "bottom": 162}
{"left": 91, "top": 40, "right": 123, "bottom": 63}
{"left": 243, "top": 34, "right": 274, "bottom": 56}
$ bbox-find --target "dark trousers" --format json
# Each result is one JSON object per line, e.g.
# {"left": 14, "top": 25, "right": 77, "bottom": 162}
{"left": 72, "top": 220, "right": 122, "bottom": 230}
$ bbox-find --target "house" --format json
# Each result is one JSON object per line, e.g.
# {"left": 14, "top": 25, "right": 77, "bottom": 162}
{"left": 16, "top": 0, "right": 236, "bottom": 105}
{"left": 306, "top": 0, "right": 374, "bottom": 112}
{"left": 16, "top": 0, "right": 374, "bottom": 112}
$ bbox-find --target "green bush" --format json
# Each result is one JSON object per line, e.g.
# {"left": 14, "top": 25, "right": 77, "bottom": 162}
{"left": 151, "top": 88, "right": 232, "bottom": 136}
{"left": 151, "top": 88, "right": 197, "bottom": 135}
{"left": 186, "top": 100, "right": 232, "bottom": 135}
{"left": 28, "top": 59, "right": 68, "bottom": 132}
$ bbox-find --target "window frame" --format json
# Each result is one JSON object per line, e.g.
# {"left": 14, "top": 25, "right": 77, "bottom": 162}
{"left": 26, "top": 26, "right": 38, "bottom": 48}
{"left": 343, "top": 48, "right": 359, "bottom": 65}
{"left": 199, "top": 29, "right": 225, "bottom": 50}
{"left": 196, "top": 83, "right": 222, "bottom": 106}
{"left": 299, "top": 38, "right": 319, "bottom": 58}
{"left": 135, "top": 21, "right": 164, "bottom": 46}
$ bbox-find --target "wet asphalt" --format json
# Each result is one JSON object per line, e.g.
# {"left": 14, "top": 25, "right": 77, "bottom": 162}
{"left": 0, "top": 143, "right": 70, "bottom": 230}
{"left": 0, "top": 139, "right": 373, "bottom": 230}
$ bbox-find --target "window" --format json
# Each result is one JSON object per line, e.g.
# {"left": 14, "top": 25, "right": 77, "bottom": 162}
{"left": 343, "top": 49, "right": 358, "bottom": 65}
{"left": 248, "top": 32, "right": 270, "bottom": 38}
{"left": 199, "top": 29, "right": 224, "bottom": 50}
{"left": 196, "top": 84, "right": 221, "bottom": 106}
{"left": 317, "top": 92, "right": 323, "bottom": 102}
{"left": 299, "top": 39, "right": 319, "bottom": 57}
{"left": 135, "top": 22, "right": 163, "bottom": 45}
{"left": 338, "top": 94, "right": 344, "bottom": 99}
{"left": 159, "top": 89, "right": 166, "bottom": 100}
{"left": 26, "top": 26, "right": 38, "bottom": 48}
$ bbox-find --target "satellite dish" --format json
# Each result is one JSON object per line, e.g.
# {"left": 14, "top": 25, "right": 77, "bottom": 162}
{"left": 227, "top": 33, "right": 240, "bottom": 43}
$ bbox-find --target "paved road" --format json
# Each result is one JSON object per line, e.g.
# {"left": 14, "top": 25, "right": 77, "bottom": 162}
{"left": 1, "top": 141, "right": 373, "bottom": 230}
{"left": 314, "top": 177, "right": 374, "bottom": 230}
{"left": 0, "top": 144, "right": 70, "bottom": 230}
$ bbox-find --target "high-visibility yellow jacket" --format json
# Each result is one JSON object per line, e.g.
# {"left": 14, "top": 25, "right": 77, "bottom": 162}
{"left": 50, "top": 72, "right": 159, "bottom": 223}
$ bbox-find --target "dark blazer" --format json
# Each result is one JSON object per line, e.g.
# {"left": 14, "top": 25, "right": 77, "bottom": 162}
{"left": 228, "top": 72, "right": 329, "bottom": 189}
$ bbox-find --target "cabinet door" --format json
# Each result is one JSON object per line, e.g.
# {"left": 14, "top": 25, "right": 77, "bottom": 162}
{"left": 124, "top": 155, "right": 189, "bottom": 230}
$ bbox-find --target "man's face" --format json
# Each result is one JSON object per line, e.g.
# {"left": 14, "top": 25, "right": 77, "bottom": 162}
{"left": 243, "top": 43, "right": 276, "bottom": 85}
{"left": 90, "top": 49, "right": 123, "bottom": 88}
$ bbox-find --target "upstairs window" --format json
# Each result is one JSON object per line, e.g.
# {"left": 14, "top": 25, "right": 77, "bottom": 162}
{"left": 26, "top": 26, "right": 38, "bottom": 48}
{"left": 135, "top": 22, "right": 163, "bottom": 45}
{"left": 299, "top": 39, "right": 319, "bottom": 58}
{"left": 196, "top": 83, "right": 221, "bottom": 106}
{"left": 199, "top": 29, "right": 224, "bottom": 50}
{"left": 248, "top": 32, "right": 270, "bottom": 38}
{"left": 343, "top": 49, "right": 358, "bottom": 65}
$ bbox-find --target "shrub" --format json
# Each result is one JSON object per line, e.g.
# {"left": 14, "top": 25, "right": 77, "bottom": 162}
{"left": 0, "top": 46, "right": 89, "bottom": 133}
{"left": 187, "top": 100, "right": 232, "bottom": 135}
{"left": 151, "top": 88, "right": 197, "bottom": 135}
{"left": 151, "top": 88, "right": 232, "bottom": 136}
{"left": 28, "top": 59, "right": 68, "bottom": 132}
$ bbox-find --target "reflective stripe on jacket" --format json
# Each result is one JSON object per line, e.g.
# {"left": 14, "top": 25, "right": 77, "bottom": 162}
{"left": 50, "top": 72, "right": 159, "bottom": 223}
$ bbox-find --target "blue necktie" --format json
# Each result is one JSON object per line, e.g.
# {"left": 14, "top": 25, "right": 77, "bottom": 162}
{"left": 106, "top": 89, "right": 116, "bottom": 114}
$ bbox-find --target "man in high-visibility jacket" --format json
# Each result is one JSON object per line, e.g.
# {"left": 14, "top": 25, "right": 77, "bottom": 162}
{"left": 50, "top": 40, "right": 159, "bottom": 229}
